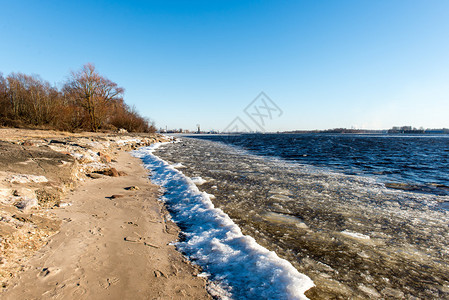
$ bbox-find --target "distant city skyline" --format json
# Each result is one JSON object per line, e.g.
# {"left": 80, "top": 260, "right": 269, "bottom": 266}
{"left": 1, "top": 1, "right": 448, "bottom": 132}
{"left": 161, "top": 125, "right": 449, "bottom": 134}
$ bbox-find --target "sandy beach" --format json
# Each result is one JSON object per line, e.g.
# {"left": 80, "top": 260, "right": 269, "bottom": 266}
{"left": 0, "top": 129, "right": 210, "bottom": 299}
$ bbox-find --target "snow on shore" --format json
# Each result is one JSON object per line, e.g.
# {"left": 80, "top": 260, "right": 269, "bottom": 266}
{"left": 133, "top": 143, "right": 314, "bottom": 300}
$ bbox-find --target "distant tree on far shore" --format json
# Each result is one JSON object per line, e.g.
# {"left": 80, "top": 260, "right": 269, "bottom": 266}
{"left": 0, "top": 64, "right": 156, "bottom": 133}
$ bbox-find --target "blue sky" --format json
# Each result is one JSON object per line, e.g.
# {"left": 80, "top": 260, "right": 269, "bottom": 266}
{"left": 1, "top": 1, "right": 448, "bottom": 131}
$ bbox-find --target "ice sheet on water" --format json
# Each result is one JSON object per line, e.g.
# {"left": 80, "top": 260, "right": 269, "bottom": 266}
{"left": 133, "top": 144, "right": 314, "bottom": 300}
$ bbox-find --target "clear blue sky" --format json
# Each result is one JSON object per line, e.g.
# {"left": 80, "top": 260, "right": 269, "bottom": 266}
{"left": 1, "top": 0, "right": 448, "bottom": 131}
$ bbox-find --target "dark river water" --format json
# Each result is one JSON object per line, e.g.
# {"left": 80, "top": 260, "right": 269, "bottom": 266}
{"left": 154, "top": 134, "right": 449, "bottom": 299}
{"left": 190, "top": 134, "right": 449, "bottom": 196}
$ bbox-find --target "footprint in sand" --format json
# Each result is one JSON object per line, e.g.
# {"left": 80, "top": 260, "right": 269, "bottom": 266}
{"left": 88, "top": 227, "right": 103, "bottom": 236}
{"left": 72, "top": 286, "right": 86, "bottom": 297}
{"left": 100, "top": 277, "right": 120, "bottom": 289}
{"left": 38, "top": 267, "right": 61, "bottom": 279}
{"left": 154, "top": 270, "right": 168, "bottom": 278}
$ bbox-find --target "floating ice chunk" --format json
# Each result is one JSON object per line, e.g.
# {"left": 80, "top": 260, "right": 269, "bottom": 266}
{"left": 269, "top": 194, "right": 292, "bottom": 202}
{"left": 206, "top": 193, "right": 216, "bottom": 199}
{"left": 190, "top": 176, "right": 207, "bottom": 185}
{"left": 262, "top": 212, "right": 309, "bottom": 229}
{"left": 341, "top": 230, "right": 370, "bottom": 240}
{"left": 381, "top": 287, "right": 405, "bottom": 298}
{"left": 358, "top": 284, "right": 381, "bottom": 298}
{"left": 358, "top": 251, "right": 370, "bottom": 258}
{"left": 197, "top": 272, "right": 211, "bottom": 278}
{"left": 171, "top": 163, "right": 186, "bottom": 168}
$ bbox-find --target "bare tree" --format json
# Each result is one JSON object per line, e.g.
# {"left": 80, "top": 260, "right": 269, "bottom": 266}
{"left": 6, "top": 73, "right": 27, "bottom": 119}
{"left": 63, "top": 63, "right": 124, "bottom": 131}
{"left": 110, "top": 103, "right": 155, "bottom": 133}
{"left": 1, "top": 65, "right": 153, "bottom": 132}
{"left": 4, "top": 73, "right": 59, "bottom": 126}
{"left": 0, "top": 73, "right": 9, "bottom": 121}
{"left": 25, "top": 74, "right": 59, "bottom": 125}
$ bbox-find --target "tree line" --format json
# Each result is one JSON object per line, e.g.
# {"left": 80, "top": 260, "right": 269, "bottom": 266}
{"left": 0, "top": 64, "right": 155, "bottom": 133}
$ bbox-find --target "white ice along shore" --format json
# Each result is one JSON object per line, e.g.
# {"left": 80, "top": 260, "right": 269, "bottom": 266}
{"left": 133, "top": 143, "right": 314, "bottom": 300}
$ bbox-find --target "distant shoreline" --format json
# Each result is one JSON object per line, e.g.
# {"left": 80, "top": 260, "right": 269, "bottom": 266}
{"left": 169, "top": 131, "right": 449, "bottom": 136}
